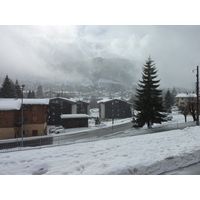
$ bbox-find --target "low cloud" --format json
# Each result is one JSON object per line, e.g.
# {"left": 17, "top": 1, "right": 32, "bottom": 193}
{"left": 0, "top": 25, "right": 200, "bottom": 89}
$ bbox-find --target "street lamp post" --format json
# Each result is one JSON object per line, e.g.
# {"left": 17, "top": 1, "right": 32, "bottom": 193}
{"left": 21, "top": 84, "right": 25, "bottom": 147}
{"left": 196, "top": 66, "right": 199, "bottom": 125}
{"left": 192, "top": 66, "right": 199, "bottom": 125}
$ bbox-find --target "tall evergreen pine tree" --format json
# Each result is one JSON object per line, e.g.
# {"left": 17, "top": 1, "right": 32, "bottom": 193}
{"left": 0, "top": 75, "right": 16, "bottom": 98}
{"left": 15, "top": 79, "right": 22, "bottom": 98}
{"left": 164, "top": 89, "right": 174, "bottom": 111}
{"left": 134, "top": 57, "right": 165, "bottom": 128}
{"left": 36, "top": 85, "right": 43, "bottom": 98}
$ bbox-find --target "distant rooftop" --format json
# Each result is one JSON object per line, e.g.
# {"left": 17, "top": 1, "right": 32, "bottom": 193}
{"left": 175, "top": 93, "right": 197, "bottom": 98}
{"left": 97, "top": 98, "right": 131, "bottom": 104}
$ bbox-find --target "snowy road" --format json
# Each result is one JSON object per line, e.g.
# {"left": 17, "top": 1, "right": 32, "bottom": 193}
{"left": 52, "top": 122, "right": 133, "bottom": 145}
{"left": 51, "top": 120, "right": 196, "bottom": 146}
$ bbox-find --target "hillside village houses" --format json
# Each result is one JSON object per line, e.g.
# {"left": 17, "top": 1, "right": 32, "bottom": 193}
{"left": 43, "top": 90, "right": 71, "bottom": 98}
{"left": 0, "top": 95, "right": 135, "bottom": 140}
{"left": 1, "top": 89, "right": 200, "bottom": 140}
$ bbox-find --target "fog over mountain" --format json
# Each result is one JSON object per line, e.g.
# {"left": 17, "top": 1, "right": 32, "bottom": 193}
{"left": 55, "top": 57, "right": 137, "bottom": 85}
{"left": 1, "top": 25, "right": 200, "bottom": 89}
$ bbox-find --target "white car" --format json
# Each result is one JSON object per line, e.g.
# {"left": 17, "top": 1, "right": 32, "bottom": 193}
{"left": 164, "top": 114, "right": 173, "bottom": 121}
{"left": 50, "top": 126, "right": 65, "bottom": 134}
{"left": 54, "top": 128, "right": 65, "bottom": 134}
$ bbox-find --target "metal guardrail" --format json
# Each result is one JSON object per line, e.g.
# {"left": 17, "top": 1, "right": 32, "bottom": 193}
{"left": 0, "top": 121, "right": 197, "bottom": 153}
{"left": 0, "top": 135, "right": 53, "bottom": 153}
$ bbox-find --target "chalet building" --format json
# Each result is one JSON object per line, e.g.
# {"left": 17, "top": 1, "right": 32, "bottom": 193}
{"left": 0, "top": 99, "right": 49, "bottom": 140}
{"left": 98, "top": 98, "right": 132, "bottom": 119}
{"left": 48, "top": 97, "right": 76, "bottom": 126}
{"left": 43, "top": 90, "right": 58, "bottom": 98}
{"left": 61, "top": 114, "right": 90, "bottom": 128}
{"left": 22, "top": 99, "right": 49, "bottom": 137}
{"left": 76, "top": 100, "right": 90, "bottom": 115}
{"left": 175, "top": 93, "right": 198, "bottom": 107}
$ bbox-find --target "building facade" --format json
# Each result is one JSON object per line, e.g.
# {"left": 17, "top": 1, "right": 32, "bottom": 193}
{"left": 48, "top": 97, "right": 77, "bottom": 126}
{"left": 98, "top": 98, "right": 132, "bottom": 119}
{"left": 175, "top": 93, "right": 197, "bottom": 107}
{"left": 0, "top": 99, "right": 49, "bottom": 140}
{"left": 76, "top": 100, "right": 90, "bottom": 115}
{"left": 61, "top": 114, "right": 90, "bottom": 128}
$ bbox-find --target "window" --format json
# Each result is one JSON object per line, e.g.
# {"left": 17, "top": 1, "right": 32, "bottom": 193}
{"left": 0, "top": 117, "right": 8, "bottom": 125}
{"left": 23, "top": 105, "right": 27, "bottom": 111}
{"left": 32, "top": 106, "right": 38, "bottom": 111}
{"left": 18, "top": 116, "right": 26, "bottom": 123}
{"left": 32, "top": 115, "right": 38, "bottom": 122}
{"left": 32, "top": 130, "right": 38, "bottom": 136}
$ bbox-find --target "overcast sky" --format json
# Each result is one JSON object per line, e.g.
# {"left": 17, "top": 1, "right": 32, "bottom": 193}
{"left": 0, "top": 25, "right": 200, "bottom": 89}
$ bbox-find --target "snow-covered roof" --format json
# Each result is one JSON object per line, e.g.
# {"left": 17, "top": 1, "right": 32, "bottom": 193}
{"left": 0, "top": 98, "right": 49, "bottom": 111}
{"left": 50, "top": 97, "right": 76, "bottom": 104}
{"left": 23, "top": 99, "right": 49, "bottom": 105}
{"left": 61, "top": 114, "right": 90, "bottom": 119}
{"left": 175, "top": 93, "right": 197, "bottom": 98}
{"left": 0, "top": 99, "right": 21, "bottom": 110}
{"left": 97, "top": 98, "right": 130, "bottom": 104}
{"left": 76, "top": 100, "right": 90, "bottom": 104}
{"left": 70, "top": 98, "right": 90, "bottom": 103}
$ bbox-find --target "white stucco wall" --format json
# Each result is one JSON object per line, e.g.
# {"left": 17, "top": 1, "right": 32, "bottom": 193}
{"left": 100, "top": 104, "right": 105, "bottom": 119}
{"left": 72, "top": 104, "right": 77, "bottom": 114}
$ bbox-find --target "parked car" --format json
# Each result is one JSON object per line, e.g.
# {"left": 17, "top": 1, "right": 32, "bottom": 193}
{"left": 54, "top": 128, "right": 65, "bottom": 134}
{"left": 163, "top": 113, "right": 173, "bottom": 121}
{"left": 49, "top": 126, "right": 65, "bottom": 134}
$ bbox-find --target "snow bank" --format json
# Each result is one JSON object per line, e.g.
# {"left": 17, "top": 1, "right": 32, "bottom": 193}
{"left": 1, "top": 126, "right": 200, "bottom": 175}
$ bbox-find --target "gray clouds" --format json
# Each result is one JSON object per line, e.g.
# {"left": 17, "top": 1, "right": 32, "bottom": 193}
{"left": 0, "top": 25, "right": 200, "bottom": 88}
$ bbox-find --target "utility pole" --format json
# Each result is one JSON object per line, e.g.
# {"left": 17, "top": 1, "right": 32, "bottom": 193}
{"left": 196, "top": 66, "right": 199, "bottom": 125}
{"left": 21, "top": 84, "right": 25, "bottom": 147}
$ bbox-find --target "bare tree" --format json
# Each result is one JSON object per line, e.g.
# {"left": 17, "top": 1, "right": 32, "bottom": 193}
{"left": 179, "top": 105, "right": 189, "bottom": 122}
{"left": 188, "top": 97, "right": 197, "bottom": 121}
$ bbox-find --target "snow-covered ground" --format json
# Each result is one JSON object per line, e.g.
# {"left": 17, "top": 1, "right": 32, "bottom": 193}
{"left": 0, "top": 112, "right": 199, "bottom": 175}
{"left": 48, "top": 111, "right": 193, "bottom": 136}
